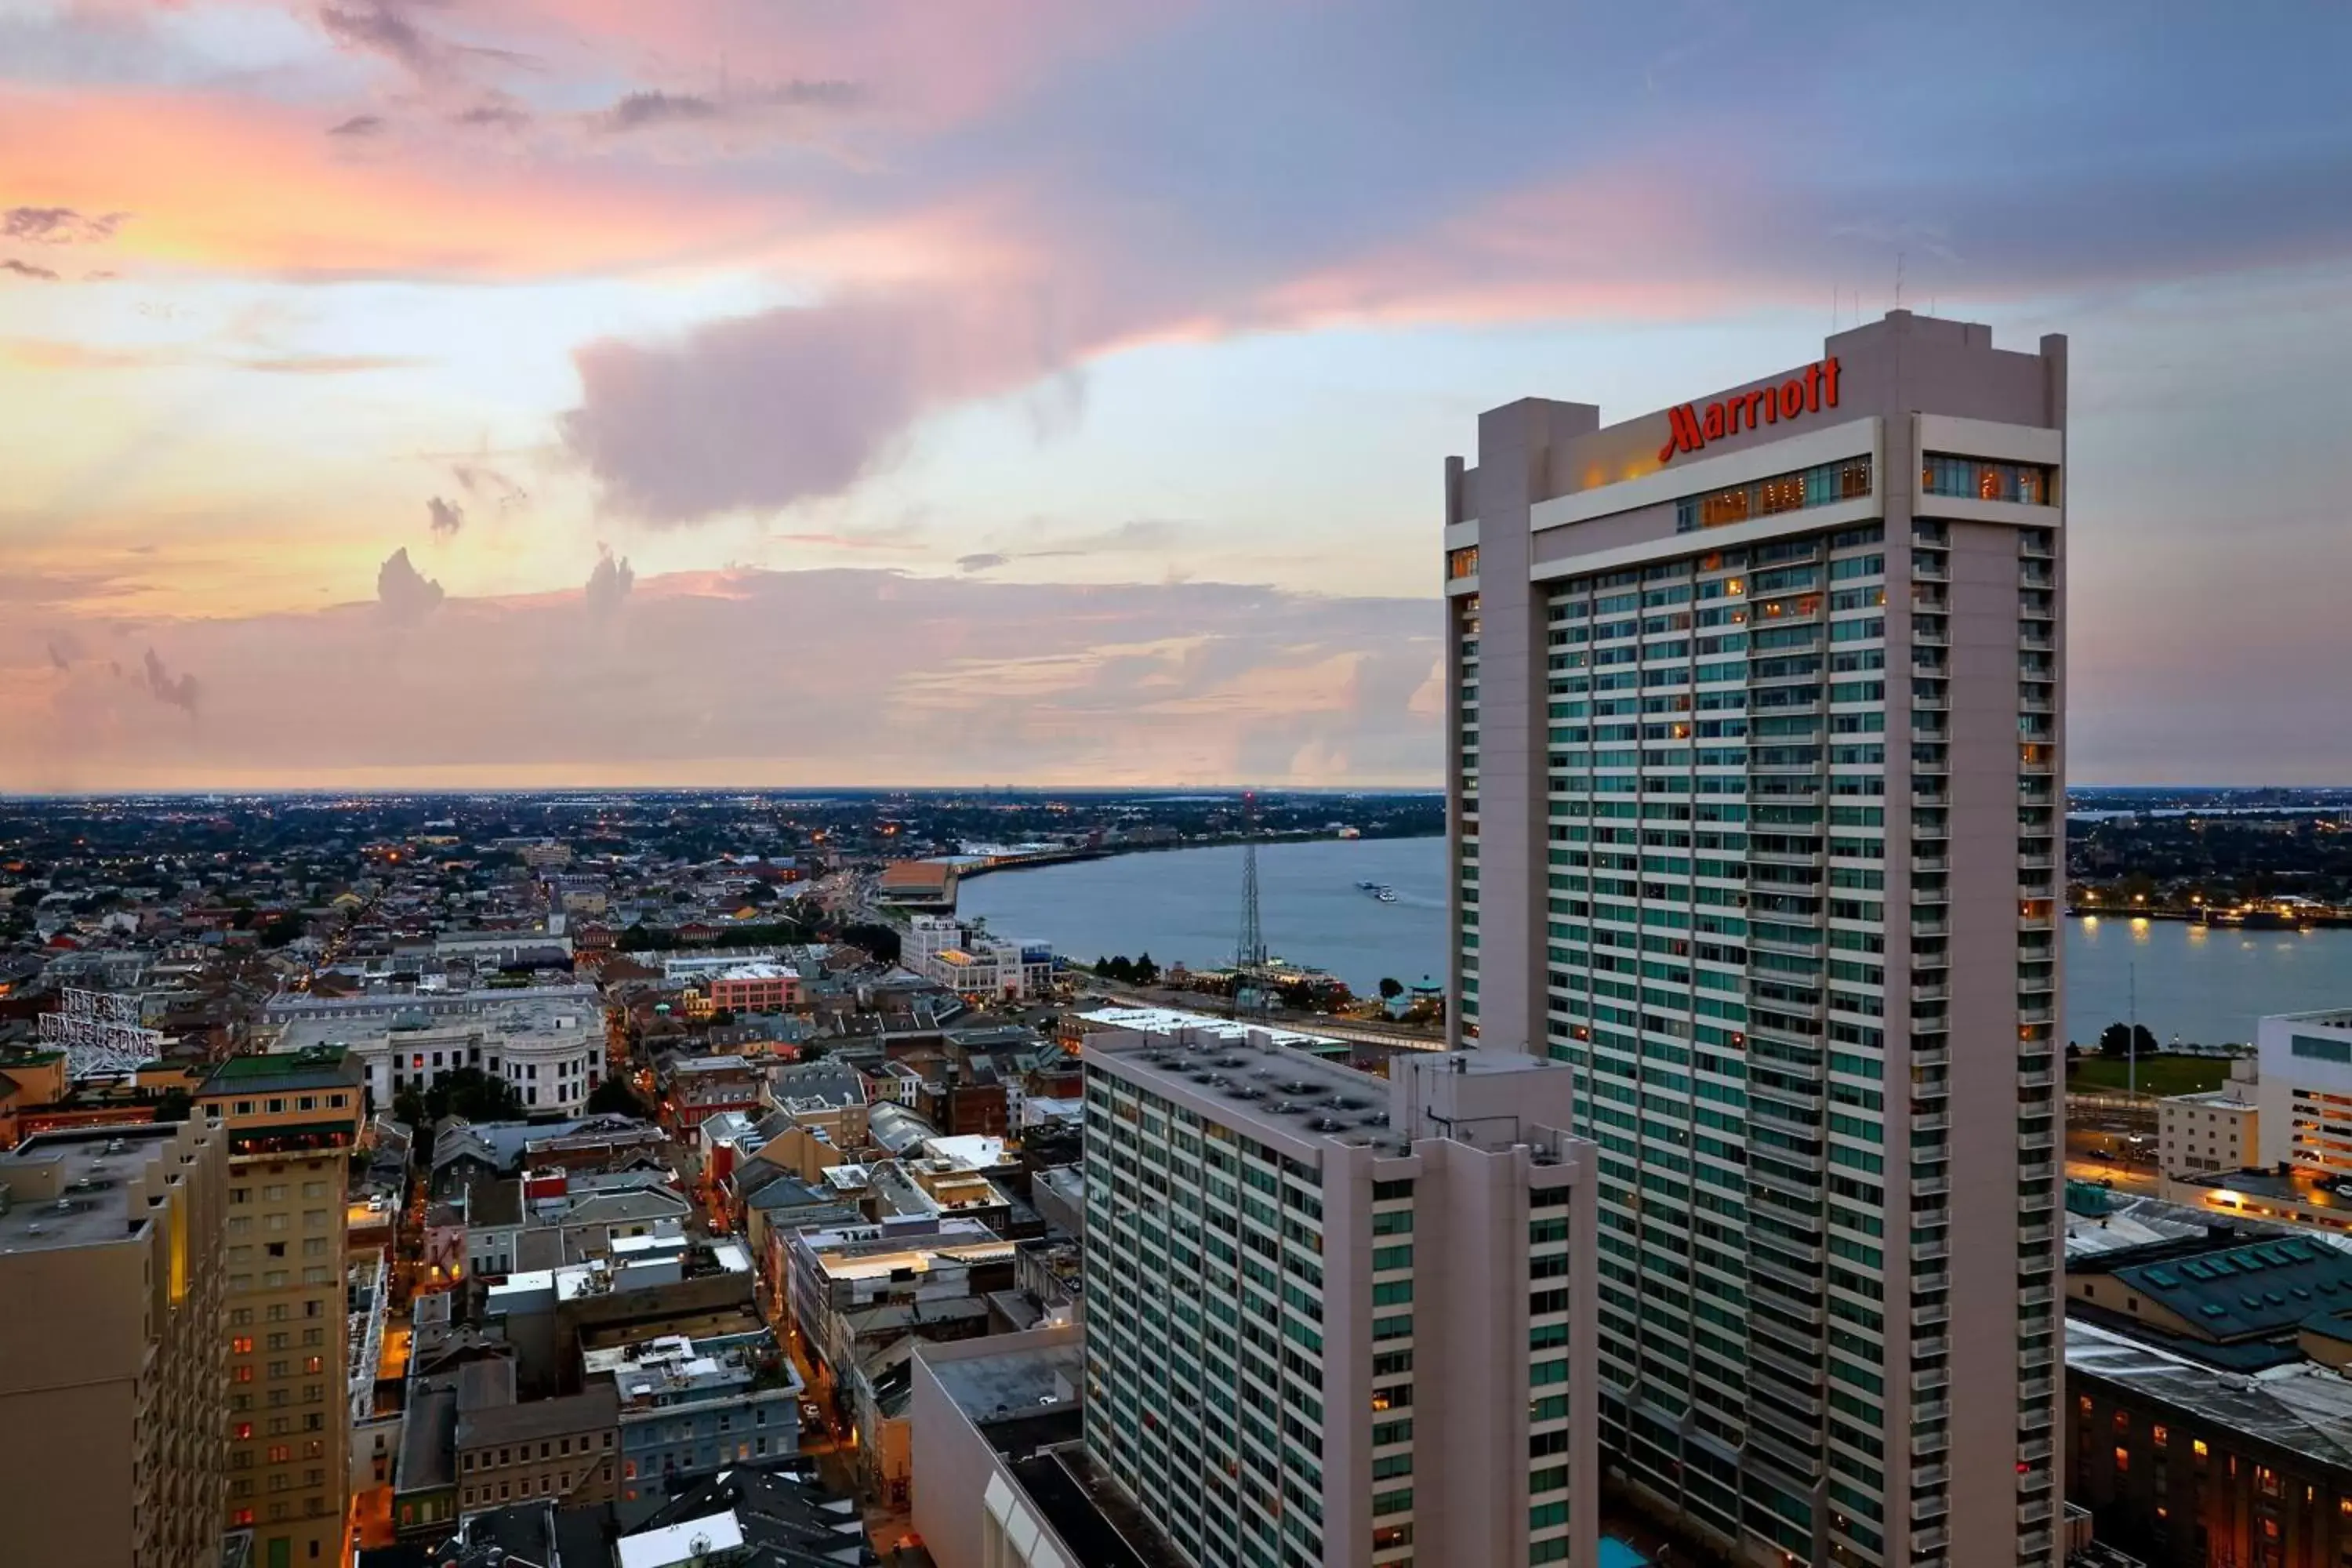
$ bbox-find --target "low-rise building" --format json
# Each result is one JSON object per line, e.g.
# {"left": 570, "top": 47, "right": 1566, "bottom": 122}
{"left": 786, "top": 1217, "right": 1014, "bottom": 1417}
{"left": 704, "top": 962, "right": 804, "bottom": 1016}
{"left": 662, "top": 1054, "right": 762, "bottom": 1134}
{"left": 275, "top": 989, "right": 604, "bottom": 1116}
{"left": 614, "top": 1466, "right": 873, "bottom": 1568}
{"left": 455, "top": 1377, "right": 621, "bottom": 1516}
{"left": 2158, "top": 1069, "right": 2259, "bottom": 1179}
{"left": 583, "top": 1330, "right": 803, "bottom": 1503}
{"left": 2066, "top": 1218, "right": 2352, "bottom": 1566}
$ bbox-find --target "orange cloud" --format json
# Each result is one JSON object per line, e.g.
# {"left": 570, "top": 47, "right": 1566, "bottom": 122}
{"left": 0, "top": 87, "right": 809, "bottom": 280}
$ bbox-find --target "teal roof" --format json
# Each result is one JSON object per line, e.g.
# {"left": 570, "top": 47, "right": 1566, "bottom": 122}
{"left": 2115, "top": 1235, "right": 2352, "bottom": 1341}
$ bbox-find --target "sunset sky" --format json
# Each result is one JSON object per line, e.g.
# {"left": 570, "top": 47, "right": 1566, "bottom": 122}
{"left": 5, "top": 1, "right": 2350, "bottom": 791}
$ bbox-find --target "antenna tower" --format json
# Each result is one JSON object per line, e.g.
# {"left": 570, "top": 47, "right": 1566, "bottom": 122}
{"left": 1232, "top": 793, "right": 1270, "bottom": 1022}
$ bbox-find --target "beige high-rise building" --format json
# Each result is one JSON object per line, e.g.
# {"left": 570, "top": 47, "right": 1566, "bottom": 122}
{"left": 1443, "top": 310, "right": 2066, "bottom": 1567}
{"left": 1081, "top": 1031, "right": 1599, "bottom": 1568}
{"left": 0, "top": 1117, "right": 230, "bottom": 1568}
{"left": 198, "top": 1044, "right": 368, "bottom": 1568}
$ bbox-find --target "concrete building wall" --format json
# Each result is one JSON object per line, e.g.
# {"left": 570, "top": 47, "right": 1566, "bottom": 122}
{"left": 909, "top": 1327, "right": 1091, "bottom": 1568}
{"left": 0, "top": 1118, "right": 230, "bottom": 1568}
{"left": 1080, "top": 1032, "right": 1596, "bottom": 1568}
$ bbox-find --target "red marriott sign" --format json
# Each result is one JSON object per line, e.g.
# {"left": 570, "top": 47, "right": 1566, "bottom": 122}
{"left": 1657, "top": 356, "right": 1841, "bottom": 465}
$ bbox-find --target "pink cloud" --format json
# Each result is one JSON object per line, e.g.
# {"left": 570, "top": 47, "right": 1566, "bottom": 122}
{"left": 0, "top": 566, "right": 1442, "bottom": 790}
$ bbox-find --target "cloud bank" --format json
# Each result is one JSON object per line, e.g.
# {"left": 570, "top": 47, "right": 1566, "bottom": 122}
{"left": 0, "top": 567, "right": 1443, "bottom": 791}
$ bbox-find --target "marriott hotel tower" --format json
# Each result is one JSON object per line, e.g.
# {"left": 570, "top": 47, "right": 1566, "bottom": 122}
{"left": 1441, "top": 311, "right": 2066, "bottom": 1568}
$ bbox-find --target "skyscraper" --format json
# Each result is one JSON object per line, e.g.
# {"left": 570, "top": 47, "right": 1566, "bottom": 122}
{"left": 1443, "top": 310, "right": 2065, "bottom": 1567}
{"left": 197, "top": 1045, "right": 368, "bottom": 1568}
{"left": 1082, "top": 1029, "right": 1599, "bottom": 1568}
{"left": 0, "top": 1117, "right": 231, "bottom": 1568}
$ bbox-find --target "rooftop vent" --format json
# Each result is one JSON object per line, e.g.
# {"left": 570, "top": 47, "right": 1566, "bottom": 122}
{"left": 1306, "top": 1117, "right": 1347, "bottom": 1134}
{"left": 1228, "top": 1087, "right": 1263, "bottom": 1102}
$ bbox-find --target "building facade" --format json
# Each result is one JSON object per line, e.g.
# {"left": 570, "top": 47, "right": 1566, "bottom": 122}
{"left": 198, "top": 1046, "right": 368, "bottom": 1568}
{"left": 270, "top": 987, "right": 604, "bottom": 1117}
{"left": 455, "top": 1382, "right": 621, "bottom": 1515}
{"left": 0, "top": 1119, "right": 230, "bottom": 1568}
{"left": 1082, "top": 1032, "right": 1599, "bottom": 1568}
{"left": 583, "top": 1331, "right": 803, "bottom": 1502}
{"left": 2258, "top": 1009, "right": 2352, "bottom": 1177}
{"left": 1444, "top": 311, "right": 2067, "bottom": 1566}
{"left": 2157, "top": 1083, "right": 2259, "bottom": 1180}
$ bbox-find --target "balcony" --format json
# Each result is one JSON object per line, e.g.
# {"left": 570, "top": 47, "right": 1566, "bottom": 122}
{"left": 2019, "top": 1068, "right": 2055, "bottom": 1090}
{"left": 2019, "top": 1284, "right": 2055, "bottom": 1309}
{"left": 1912, "top": 1427, "right": 1949, "bottom": 1457}
{"left": 1913, "top": 786, "right": 1950, "bottom": 807}
{"left": 1913, "top": 1526, "right": 1950, "bottom": 1554}
{"left": 1911, "top": 1175, "right": 1951, "bottom": 1199}
{"left": 2020, "top": 1437, "right": 2053, "bottom": 1464}
{"left": 2019, "top": 630, "right": 2055, "bottom": 651}
{"left": 1744, "top": 1425, "right": 1826, "bottom": 1482}
{"left": 2018, "top": 1004, "right": 2054, "bottom": 1025}
{"left": 1911, "top": 1301, "right": 1951, "bottom": 1330}
{"left": 1911, "top": 1462, "right": 1951, "bottom": 1491}
{"left": 1911, "top": 980, "right": 1950, "bottom": 1003}
{"left": 1913, "top": 1399, "right": 1951, "bottom": 1424}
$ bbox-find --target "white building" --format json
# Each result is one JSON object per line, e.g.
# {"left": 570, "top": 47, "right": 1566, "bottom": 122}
{"left": 2259, "top": 1008, "right": 2352, "bottom": 1177}
{"left": 274, "top": 993, "right": 605, "bottom": 1116}
{"left": 2158, "top": 1057, "right": 2259, "bottom": 1178}
{"left": 905, "top": 915, "right": 1054, "bottom": 1000}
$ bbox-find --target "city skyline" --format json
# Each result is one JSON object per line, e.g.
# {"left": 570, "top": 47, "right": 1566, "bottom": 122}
{"left": 7, "top": 2, "right": 2352, "bottom": 791}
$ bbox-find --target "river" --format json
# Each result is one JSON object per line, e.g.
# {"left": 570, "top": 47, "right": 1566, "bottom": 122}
{"left": 957, "top": 837, "right": 2352, "bottom": 1047}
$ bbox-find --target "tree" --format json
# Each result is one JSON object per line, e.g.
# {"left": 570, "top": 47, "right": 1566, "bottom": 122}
{"left": 2099, "top": 1022, "right": 2133, "bottom": 1058}
{"left": 586, "top": 1076, "right": 652, "bottom": 1119}
{"left": 841, "top": 922, "right": 901, "bottom": 965}
{"left": 1377, "top": 977, "right": 1404, "bottom": 1001}
{"left": 1132, "top": 952, "right": 1160, "bottom": 985}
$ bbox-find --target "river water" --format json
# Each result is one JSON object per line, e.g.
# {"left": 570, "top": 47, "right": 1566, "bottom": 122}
{"left": 958, "top": 837, "right": 2352, "bottom": 1048}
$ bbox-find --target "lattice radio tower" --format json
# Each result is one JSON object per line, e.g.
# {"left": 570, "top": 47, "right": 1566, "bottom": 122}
{"left": 39, "top": 986, "right": 165, "bottom": 1080}
{"left": 1232, "top": 792, "right": 1272, "bottom": 1022}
